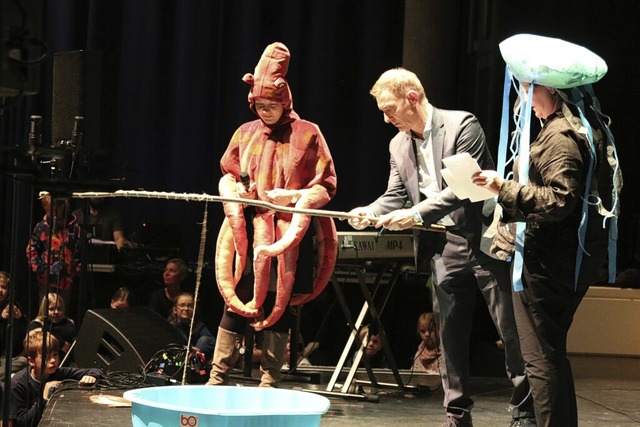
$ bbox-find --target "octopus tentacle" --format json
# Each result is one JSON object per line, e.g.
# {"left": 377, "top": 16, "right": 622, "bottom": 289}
{"left": 216, "top": 177, "right": 336, "bottom": 325}
{"left": 251, "top": 219, "right": 299, "bottom": 330}
{"left": 214, "top": 217, "right": 258, "bottom": 316}
{"left": 246, "top": 211, "right": 275, "bottom": 314}
{"left": 218, "top": 173, "right": 248, "bottom": 281}
{"left": 289, "top": 216, "right": 337, "bottom": 306}
{"left": 253, "top": 185, "right": 330, "bottom": 258}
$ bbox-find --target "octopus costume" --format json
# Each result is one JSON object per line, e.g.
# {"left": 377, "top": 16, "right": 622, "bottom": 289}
{"left": 208, "top": 42, "right": 337, "bottom": 388}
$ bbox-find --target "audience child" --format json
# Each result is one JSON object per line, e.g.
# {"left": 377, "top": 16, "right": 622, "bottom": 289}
{"left": 0, "top": 272, "right": 28, "bottom": 380}
{"left": 168, "top": 292, "right": 215, "bottom": 359}
{"left": 412, "top": 312, "right": 441, "bottom": 374}
{"left": 28, "top": 294, "right": 75, "bottom": 360}
{"left": 11, "top": 329, "right": 101, "bottom": 427}
{"left": 348, "top": 324, "right": 387, "bottom": 368}
{"left": 110, "top": 287, "right": 133, "bottom": 309}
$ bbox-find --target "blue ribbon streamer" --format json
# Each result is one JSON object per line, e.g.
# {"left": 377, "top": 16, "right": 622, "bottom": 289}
{"left": 511, "top": 84, "right": 533, "bottom": 292}
{"left": 570, "top": 87, "right": 597, "bottom": 290}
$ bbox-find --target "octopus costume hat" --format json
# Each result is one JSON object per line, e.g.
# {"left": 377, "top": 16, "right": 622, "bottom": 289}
{"left": 243, "top": 42, "right": 293, "bottom": 115}
{"left": 215, "top": 42, "right": 338, "bottom": 329}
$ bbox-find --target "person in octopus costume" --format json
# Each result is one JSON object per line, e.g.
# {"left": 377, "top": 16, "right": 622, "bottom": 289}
{"left": 207, "top": 42, "right": 337, "bottom": 388}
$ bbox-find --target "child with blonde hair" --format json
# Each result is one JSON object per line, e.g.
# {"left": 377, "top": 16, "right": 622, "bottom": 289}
{"left": 28, "top": 294, "right": 75, "bottom": 359}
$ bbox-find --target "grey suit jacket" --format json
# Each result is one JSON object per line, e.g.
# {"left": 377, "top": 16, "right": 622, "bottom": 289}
{"left": 367, "top": 106, "right": 495, "bottom": 261}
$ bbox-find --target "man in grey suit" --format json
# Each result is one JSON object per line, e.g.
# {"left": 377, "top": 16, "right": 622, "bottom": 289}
{"left": 347, "top": 68, "right": 534, "bottom": 427}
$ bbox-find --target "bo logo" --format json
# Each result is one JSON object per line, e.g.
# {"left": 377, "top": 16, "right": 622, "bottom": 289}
{"left": 180, "top": 414, "right": 199, "bottom": 426}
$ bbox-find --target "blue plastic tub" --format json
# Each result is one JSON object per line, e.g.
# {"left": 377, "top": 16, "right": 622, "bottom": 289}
{"left": 123, "top": 385, "right": 330, "bottom": 427}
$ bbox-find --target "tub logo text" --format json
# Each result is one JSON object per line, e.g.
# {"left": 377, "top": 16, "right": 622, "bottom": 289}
{"left": 180, "top": 414, "right": 199, "bottom": 426}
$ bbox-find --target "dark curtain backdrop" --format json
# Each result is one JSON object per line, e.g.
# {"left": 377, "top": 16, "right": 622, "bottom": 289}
{"left": 0, "top": 1, "right": 405, "bottom": 310}
{"left": 2, "top": 0, "right": 640, "bottom": 321}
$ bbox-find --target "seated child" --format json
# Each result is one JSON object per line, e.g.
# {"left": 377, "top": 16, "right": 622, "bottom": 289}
{"left": 168, "top": 292, "right": 215, "bottom": 359}
{"left": 28, "top": 294, "right": 75, "bottom": 360}
{"left": 0, "top": 271, "right": 28, "bottom": 379}
{"left": 11, "top": 329, "right": 102, "bottom": 427}
{"left": 347, "top": 323, "right": 387, "bottom": 368}
{"left": 110, "top": 287, "right": 132, "bottom": 309}
{"left": 412, "top": 312, "right": 440, "bottom": 374}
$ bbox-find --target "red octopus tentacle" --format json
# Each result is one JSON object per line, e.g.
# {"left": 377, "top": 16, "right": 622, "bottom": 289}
{"left": 214, "top": 217, "right": 258, "bottom": 317}
{"left": 253, "top": 185, "right": 330, "bottom": 258}
{"left": 218, "top": 173, "right": 248, "bottom": 281}
{"left": 251, "top": 219, "right": 299, "bottom": 330}
{"left": 246, "top": 211, "right": 275, "bottom": 314}
{"left": 290, "top": 216, "right": 337, "bottom": 306}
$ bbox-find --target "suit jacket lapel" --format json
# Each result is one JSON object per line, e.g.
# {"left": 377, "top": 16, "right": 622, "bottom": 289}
{"left": 431, "top": 107, "right": 445, "bottom": 190}
{"left": 396, "top": 133, "right": 420, "bottom": 205}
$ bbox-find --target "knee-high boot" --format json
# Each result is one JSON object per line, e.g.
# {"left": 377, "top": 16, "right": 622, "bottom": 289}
{"left": 206, "top": 327, "right": 242, "bottom": 385}
{"left": 259, "top": 330, "right": 289, "bottom": 388}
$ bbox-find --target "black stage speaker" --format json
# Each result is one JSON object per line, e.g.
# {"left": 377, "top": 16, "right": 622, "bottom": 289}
{"left": 51, "top": 50, "right": 115, "bottom": 155}
{"left": 74, "top": 307, "right": 186, "bottom": 373}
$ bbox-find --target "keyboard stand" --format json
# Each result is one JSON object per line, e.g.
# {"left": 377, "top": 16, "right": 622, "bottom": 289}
{"left": 322, "top": 260, "right": 420, "bottom": 400}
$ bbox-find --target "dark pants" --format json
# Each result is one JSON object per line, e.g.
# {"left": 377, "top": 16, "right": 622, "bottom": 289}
{"left": 432, "top": 233, "right": 531, "bottom": 418}
{"left": 513, "top": 265, "right": 586, "bottom": 427}
{"left": 219, "top": 273, "right": 294, "bottom": 334}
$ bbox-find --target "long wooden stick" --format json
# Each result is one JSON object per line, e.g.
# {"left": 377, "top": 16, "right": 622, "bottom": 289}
{"left": 72, "top": 189, "right": 446, "bottom": 233}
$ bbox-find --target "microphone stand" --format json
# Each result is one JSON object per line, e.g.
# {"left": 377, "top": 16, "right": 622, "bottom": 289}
{"left": 2, "top": 174, "right": 23, "bottom": 426}
{"left": 68, "top": 116, "right": 84, "bottom": 179}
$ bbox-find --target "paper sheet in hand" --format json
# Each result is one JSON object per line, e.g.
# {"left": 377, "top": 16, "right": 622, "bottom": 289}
{"left": 441, "top": 153, "right": 495, "bottom": 202}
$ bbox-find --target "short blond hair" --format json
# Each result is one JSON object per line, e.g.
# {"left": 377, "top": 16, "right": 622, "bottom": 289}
{"left": 24, "top": 329, "right": 59, "bottom": 359}
{"left": 370, "top": 67, "right": 427, "bottom": 102}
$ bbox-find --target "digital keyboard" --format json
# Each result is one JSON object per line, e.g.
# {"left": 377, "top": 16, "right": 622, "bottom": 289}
{"left": 337, "top": 231, "right": 414, "bottom": 260}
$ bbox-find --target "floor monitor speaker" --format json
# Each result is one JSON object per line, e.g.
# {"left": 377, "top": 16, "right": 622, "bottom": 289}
{"left": 74, "top": 307, "right": 186, "bottom": 373}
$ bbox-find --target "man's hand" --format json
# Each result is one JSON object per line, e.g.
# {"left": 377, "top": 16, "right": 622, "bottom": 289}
{"left": 375, "top": 208, "right": 418, "bottom": 231}
{"left": 346, "top": 207, "right": 374, "bottom": 230}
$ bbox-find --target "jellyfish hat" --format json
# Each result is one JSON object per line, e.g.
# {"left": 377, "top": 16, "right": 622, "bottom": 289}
{"left": 497, "top": 34, "right": 622, "bottom": 291}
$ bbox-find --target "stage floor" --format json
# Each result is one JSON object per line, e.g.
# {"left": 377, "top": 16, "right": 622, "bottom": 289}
{"left": 40, "top": 356, "right": 640, "bottom": 427}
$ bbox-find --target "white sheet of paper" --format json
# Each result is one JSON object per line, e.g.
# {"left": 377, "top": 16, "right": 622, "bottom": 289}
{"left": 441, "top": 168, "right": 469, "bottom": 200}
{"left": 441, "top": 153, "right": 495, "bottom": 202}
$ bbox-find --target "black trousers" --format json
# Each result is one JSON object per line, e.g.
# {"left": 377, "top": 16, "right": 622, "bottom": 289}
{"left": 513, "top": 265, "right": 587, "bottom": 427}
{"left": 218, "top": 273, "right": 294, "bottom": 334}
